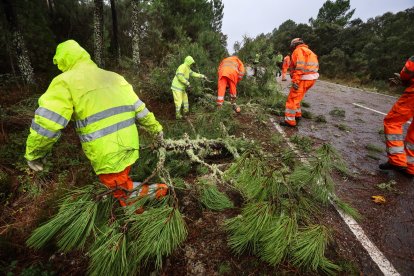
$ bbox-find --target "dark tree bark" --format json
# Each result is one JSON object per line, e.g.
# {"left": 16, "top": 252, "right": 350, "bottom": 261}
{"left": 2, "top": 0, "right": 35, "bottom": 84}
{"left": 110, "top": 0, "right": 120, "bottom": 64}
{"left": 93, "top": 0, "right": 104, "bottom": 67}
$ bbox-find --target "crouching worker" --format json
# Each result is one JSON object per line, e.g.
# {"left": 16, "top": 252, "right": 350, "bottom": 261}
{"left": 25, "top": 39, "right": 168, "bottom": 209}
{"left": 171, "top": 56, "right": 207, "bottom": 119}
{"left": 217, "top": 56, "right": 245, "bottom": 112}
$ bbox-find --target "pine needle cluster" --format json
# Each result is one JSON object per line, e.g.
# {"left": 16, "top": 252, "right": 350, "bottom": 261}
{"left": 26, "top": 184, "right": 187, "bottom": 275}
{"left": 224, "top": 144, "right": 354, "bottom": 274}
{"left": 27, "top": 185, "right": 113, "bottom": 252}
{"left": 199, "top": 179, "right": 234, "bottom": 211}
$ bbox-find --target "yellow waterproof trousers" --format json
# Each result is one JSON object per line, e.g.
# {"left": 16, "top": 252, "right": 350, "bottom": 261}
{"left": 172, "top": 89, "right": 189, "bottom": 118}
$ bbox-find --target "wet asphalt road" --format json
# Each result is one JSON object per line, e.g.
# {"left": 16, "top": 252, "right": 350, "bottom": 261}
{"left": 277, "top": 76, "right": 414, "bottom": 275}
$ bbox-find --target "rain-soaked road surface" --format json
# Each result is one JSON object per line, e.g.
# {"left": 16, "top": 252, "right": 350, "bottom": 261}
{"left": 277, "top": 77, "right": 414, "bottom": 275}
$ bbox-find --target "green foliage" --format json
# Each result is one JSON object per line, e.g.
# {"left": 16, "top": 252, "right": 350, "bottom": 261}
{"left": 26, "top": 185, "right": 113, "bottom": 252}
{"left": 88, "top": 224, "right": 128, "bottom": 276}
{"left": 315, "top": 115, "right": 327, "bottom": 123}
{"left": 310, "top": 0, "right": 355, "bottom": 28}
{"left": 365, "top": 143, "right": 383, "bottom": 153}
{"left": 259, "top": 215, "right": 297, "bottom": 265}
{"left": 199, "top": 179, "right": 233, "bottom": 211}
{"left": 291, "top": 135, "right": 313, "bottom": 153}
{"left": 329, "top": 107, "right": 346, "bottom": 117}
{"left": 335, "top": 123, "right": 351, "bottom": 131}
{"left": 225, "top": 202, "right": 275, "bottom": 254}
{"left": 292, "top": 225, "right": 341, "bottom": 274}
{"left": 165, "top": 157, "right": 193, "bottom": 177}
{"left": 290, "top": 144, "right": 348, "bottom": 204}
{"left": 127, "top": 207, "right": 187, "bottom": 270}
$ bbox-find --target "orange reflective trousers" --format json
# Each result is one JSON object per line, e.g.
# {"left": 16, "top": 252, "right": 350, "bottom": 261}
{"left": 284, "top": 80, "right": 315, "bottom": 126}
{"left": 98, "top": 166, "right": 168, "bottom": 207}
{"left": 217, "top": 76, "right": 237, "bottom": 106}
{"left": 384, "top": 92, "right": 414, "bottom": 174}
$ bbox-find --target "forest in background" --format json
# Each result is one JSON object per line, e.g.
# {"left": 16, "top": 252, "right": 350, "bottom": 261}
{"left": 1, "top": 0, "right": 413, "bottom": 92}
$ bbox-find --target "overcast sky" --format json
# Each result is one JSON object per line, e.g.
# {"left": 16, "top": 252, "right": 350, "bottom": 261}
{"left": 222, "top": 0, "right": 414, "bottom": 53}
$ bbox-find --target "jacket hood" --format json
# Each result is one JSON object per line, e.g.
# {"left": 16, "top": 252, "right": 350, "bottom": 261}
{"left": 53, "top": 40, "right": 92, "bottom": 72}
{"left": 184, "top": 56, "right": 195, "bottom": 66}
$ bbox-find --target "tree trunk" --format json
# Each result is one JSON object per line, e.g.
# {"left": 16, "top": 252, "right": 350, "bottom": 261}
{"left": 131, "top": 0, "right": 140, "bottom": 71}
{"left": 110, "top": 0, "right": 120, "bottom": 64}
{"left": 2, "top": 0, "right": 35, "bottom": 84}
{"left": 93, "top": 0, "right": 104, "bottom": 67}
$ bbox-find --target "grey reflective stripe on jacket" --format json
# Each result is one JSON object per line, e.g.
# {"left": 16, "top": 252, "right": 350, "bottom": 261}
{"left": 407, "top": 156, "right": 414, "bottom": 163}
{"left": 386, "top": 146, "right": 404, "bottom": 154}
{"left": 31, "top": 120, "right": 61, "bottom": 139}
{"left": 171, "top": 85, "right": 185, "bottom": 92}
{"left": 176, "top": 73, "right": 189, "bottom": 81}
{"left": 405, "top": 142, "right": 414, "bottom": 150}
{"left": 136, "top": 108, "right": 149, "bottom": 119}
{"left": 35, "top": 107, "right": 69, "bottom": 127}
{"left": 385, "top": 134, "right": 404, "bottom": 141}
{"left": 75, "top": 100, "right": 143, "bottom": 128}
{"left": 296, "top": 61, "right": 319, "bottom": 66}
{"left": 79, "top": 118, "right": 136, "bottom": 142}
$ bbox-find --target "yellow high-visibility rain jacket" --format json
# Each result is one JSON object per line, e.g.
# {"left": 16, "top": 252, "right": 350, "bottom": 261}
{"left": 171, "top": 56, "right": 204, "bottom": 92}
{"left": 25, "top": 40, "right": 162, "bottom": 174}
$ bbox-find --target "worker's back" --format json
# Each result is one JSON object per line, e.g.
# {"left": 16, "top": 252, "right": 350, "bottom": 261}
{"left": 27, "top": 40, "right": 146, "bottom": 174}
{"left": 218, "top": 56, "right": 245, "bottom": 84}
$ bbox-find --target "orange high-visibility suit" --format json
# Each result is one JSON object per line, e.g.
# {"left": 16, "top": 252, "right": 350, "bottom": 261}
{"left": 217, "top": 56, "right": 245, "bottom": 106}
{"left": 384, "top": 56, "right": 414, "bottom": 174}
{"left": 284, "top": 44, "right": 319, "bottom": 126}
{"left": 99, "top": 166, "right": 168, "bottom": 207}
{"left": 281, "top": 55, "right": 291, "bottom": 81}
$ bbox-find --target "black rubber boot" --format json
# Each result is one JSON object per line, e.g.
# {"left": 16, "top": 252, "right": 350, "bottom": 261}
{"left": 379, "top": 162, "right": 407, "bottom": 172}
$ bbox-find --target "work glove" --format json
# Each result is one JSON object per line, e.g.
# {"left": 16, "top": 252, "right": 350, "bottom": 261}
{"left": 186, "top": 84, "right": 191, "bottom": 92}
{"left": 389, "top": 73, "right": 402, "bottom": 86}
{"left": 27, "top": 159, "right": 44, "bottom": 172}
{"left": 201, "top": 74, "right": 208, "bottom": 80}
{"left": 154, "top": 131, "right": 164, "bottom": 148}
{"left": 292, "top": 82, "right": 299, "bottom": 90}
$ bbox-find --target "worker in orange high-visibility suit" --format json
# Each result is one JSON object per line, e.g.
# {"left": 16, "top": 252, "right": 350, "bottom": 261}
{"left": 380, "top": 56, "right": 414, "bottom": 176}
{"left": 281, "top": 53, "right": 291, "bottom": 81}
{"left": 280, "top": 38, "right": 319, "bottom": 127}
{"left": 217, "top": 56, "right": 245, "bottom": 110}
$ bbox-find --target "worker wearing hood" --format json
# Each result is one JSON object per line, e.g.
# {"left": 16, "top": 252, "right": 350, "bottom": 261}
{"left": 171, "top": 56, "right": 206, "bottom": 119}
{"left": 25, "top": 40, "right": 167, "bottom": 207}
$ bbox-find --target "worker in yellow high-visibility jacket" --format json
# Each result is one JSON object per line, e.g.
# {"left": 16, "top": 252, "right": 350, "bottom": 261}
{"left": 25, "top": 40, "right": 167, "bottom": 208}
{"left": 171, "top": 56, "right": 206, "bottom": 119}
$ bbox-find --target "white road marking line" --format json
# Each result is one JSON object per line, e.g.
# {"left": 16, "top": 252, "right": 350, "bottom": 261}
{"left": 269, "top": 117, "right": 400, "bottom": 276}
{"left": 352, "top": 103, "right": 412, "bottom": 124}
{"left": 318, "top": 80, "right": 397, "bottom": 98}
{"left": 352, "top": 103, "right": 387, "bottom": 115}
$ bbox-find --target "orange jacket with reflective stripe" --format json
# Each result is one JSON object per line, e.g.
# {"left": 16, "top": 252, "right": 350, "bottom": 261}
{"left": 291, "top": 44, "right": 319, "bottom": 84}
{"left": 282, "top": 55, "right": 291, "bottom": 70}
{"left": 400, "top": 56, "right": 414, "bottom": 93}
{"left": 218, "top": 56, "right": 245, "bottom": 84}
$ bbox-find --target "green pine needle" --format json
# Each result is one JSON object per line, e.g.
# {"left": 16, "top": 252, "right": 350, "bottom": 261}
{"left": 225, "top": 202, "right": 276, "bottom": 254}
{"left": 199, "top": 181, "right": 234, "bottom": 211}
{"left": 259, "top": 215, "right": 297, "bottom": 265}
{"left": 291, "top": 225, "right": 340, "bottom": 273}
{"left": 88, "top": 223, "right": 129, "bottom": 276}
{"left": 127, "top": 207, "right": 187, "bottom": 270}
{"left": 27, "top": 185, "right": 112, "bottom": 251}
